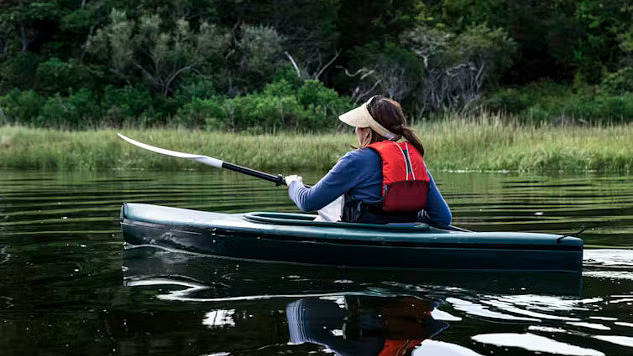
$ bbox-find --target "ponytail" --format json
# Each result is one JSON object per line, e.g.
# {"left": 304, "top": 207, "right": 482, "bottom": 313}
{"left": 400, "top": 126, "right": 425, "bottom": 158}
{"left": 367, "top": 96, "right": 425, "bottom": 157}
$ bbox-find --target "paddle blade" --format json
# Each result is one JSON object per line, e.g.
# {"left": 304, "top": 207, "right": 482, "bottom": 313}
{"left": 117, "top": 133, "right": 223, "bottom": 168}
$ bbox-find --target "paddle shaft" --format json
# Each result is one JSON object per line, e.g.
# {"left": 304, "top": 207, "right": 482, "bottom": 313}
{"left": 222, "top": 162, "right": 285, "bottom": 186}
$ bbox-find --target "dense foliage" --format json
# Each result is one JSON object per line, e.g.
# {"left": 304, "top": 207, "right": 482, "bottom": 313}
{"left": 1, "top": 0, "right": 633, "bottom": 129}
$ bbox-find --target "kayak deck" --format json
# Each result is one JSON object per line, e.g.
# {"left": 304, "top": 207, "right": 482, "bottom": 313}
{"left": 120, "top": 203, "right": 583, "bottom": 272}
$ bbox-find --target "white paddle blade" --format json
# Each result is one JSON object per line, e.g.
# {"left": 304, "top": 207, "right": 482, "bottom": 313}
{"left": 117, "top": 133, "right": 223, "bottom": 168}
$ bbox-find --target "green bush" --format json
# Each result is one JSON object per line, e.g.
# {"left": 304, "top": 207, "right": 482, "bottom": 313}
{"left": 199, "top": 79, "right": 352, "bottom": 132}
{"left": 487, "top": 81, "right": 633, "bottom": 123}
{"left": 174, "top": 76, "right": 216, "bottom": 103}
{"left": 599, "top": 67, "right": 633, "bottom": 95}
{"left": 0, "top": 52, "right": 41, "bottom": 93}
{"left": 0, "top": 89, "right": 46, "bottom": 125}
{"left": 204, "top": 92, "right": 309, "bottom": 132}
{"left": 485, "top": 88, "right": 531, "bottom": 113}
{"left": 174, "top": 97, "right": 223, "bottom": 129}
{"left": 101, "top": 85, "right": 157, "bottom": 127}
{"left": 37, "top": 89, "right": 101, "bottom": 128}
{"left": 35, "top": 58, "right": 97, "bottom": 96}
{"left": 297, "top": 80, "right": 352, "bottom": 127}
{"left": 569, "top": 94, "right": 633, "bottom": 123}
{"left": 529, "top": 93, "right": 633, "bottom": 123}
{"left": 486, "top": 81, "right": 571, "bottom": 115}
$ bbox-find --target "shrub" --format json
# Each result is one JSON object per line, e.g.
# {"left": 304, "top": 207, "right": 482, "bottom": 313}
{"left": 486, "top": 80, "right": 633, "bottom": 124}
{"left": 297, "top": 80, "right": 352, "bottom": 127}
{"left": 201, "top": 79, "right": 352, "bottom": 132}
{"left": 0, "top": 52, "right": 41, "bottom": 93}
{"left": 525, "top": 92, "right": 633, "bottom": 123}
{"left": 37, "top": 89, "right": 101, "bottom": 128}
{"left": 599, "top": 67, "right": 633, "bottom": 95}
{"left": 101, "top": 85, "right": 156, "bottom": 127}
{"left": 204, "top": 93, "right": 308, "bottom": 132}
{"left": 570, "top": 94, "right": 633, "bottom": 123}
{"left": 174, "top": 76, "right": 216, "bottom": 103}
{"left": 35, "top": 58, "right": 97, "bottom": 96}
{"left": 0, "top": 89, "right": 46, "bottom": 125}
{"left": 174, "top": 97, "right": 223, "bottom": 129}
{"left": 485, "top": 88, "right": 530, "bottom": 113}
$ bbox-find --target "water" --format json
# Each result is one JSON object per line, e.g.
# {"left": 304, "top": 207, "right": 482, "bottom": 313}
{"left": 0, "top": 170, "right": 632, "bottom": 355}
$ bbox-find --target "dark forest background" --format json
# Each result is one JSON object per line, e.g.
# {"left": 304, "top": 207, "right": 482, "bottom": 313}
{"left": 1, "top": 0, "right": 633, "bottom": 130}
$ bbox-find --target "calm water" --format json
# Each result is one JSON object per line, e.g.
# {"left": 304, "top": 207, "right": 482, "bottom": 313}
{"left": 1, "top": 169, "right": 632, "bottom": 355}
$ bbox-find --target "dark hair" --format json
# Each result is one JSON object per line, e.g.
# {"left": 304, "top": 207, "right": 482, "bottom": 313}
{"left": 367, "top": 96, "right": 425, "bottom": 157}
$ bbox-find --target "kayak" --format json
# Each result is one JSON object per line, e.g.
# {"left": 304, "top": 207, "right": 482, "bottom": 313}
{"left": 120, "top": 203, "right": 583, "bottom": 272}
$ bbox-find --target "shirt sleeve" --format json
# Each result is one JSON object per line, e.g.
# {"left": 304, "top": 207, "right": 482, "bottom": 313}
{"left": 288, "top": 153, "right": 362, "bottom": 212}
{"left": 424, "top": 170, "right": 452, "bottom": 227}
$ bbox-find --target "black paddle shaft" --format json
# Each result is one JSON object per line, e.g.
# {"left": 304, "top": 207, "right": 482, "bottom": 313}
{"left": 222, "top": 162, "right": 285, "bottom": 186}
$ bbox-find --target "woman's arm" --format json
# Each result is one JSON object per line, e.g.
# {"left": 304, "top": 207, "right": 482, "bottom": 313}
{"left": 424, "top": 171, "right": 452, "bottom": 227}
{"left": 288, "top": 153, "right": 361, "bottom": 212}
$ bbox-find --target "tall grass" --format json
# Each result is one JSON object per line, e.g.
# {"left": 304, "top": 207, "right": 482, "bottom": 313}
{"left": 1, "top": 115, "right": 633, "bottom": 172}
{"left": 0, "top": 126, "right": 351, "bottom": 171}
{"left": 423, "top": 114, "right": 633, "bottom": 172}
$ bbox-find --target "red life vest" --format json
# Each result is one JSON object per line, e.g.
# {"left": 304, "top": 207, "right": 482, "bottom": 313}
{"left": 368, "top": 141, "right": 430, "bottom": 213}
{"left": 378, "top": 339, "right": 424, "bottom": 356}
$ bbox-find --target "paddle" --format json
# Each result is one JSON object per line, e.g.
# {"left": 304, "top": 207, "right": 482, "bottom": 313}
{"left": 117, "top": 133, "right": 286, "bottom": 186}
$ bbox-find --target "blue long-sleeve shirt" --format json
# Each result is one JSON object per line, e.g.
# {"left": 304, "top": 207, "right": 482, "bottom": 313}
{"left": 288, "top": 148, "right": 452, "bottom": 226}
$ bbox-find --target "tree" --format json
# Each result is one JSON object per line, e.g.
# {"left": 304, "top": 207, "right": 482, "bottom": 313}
{"left": 0, "top": 1, "right": 62, "bottom": 53}
{"left": 402, "top": 24, "right": 516, "bottom": 113}
{"left": 85, "top": 9, "right": 230, "bottom": 95}
{"left": 343, "top": 42, "right": 423, "bottom": 104}
{"left": 236, "top": 24, "right": 285, "bottom": 83}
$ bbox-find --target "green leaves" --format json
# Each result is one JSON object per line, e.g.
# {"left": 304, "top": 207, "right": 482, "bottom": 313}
{"left": 170, "top": 79, "right": 351, "bottom": 132}
{"left": 85, "top": 9, "right": 230, "bottom": 95}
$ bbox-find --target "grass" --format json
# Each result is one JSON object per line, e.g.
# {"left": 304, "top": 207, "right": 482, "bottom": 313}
{"left": 422, "top": 115, "right": 633, "bottom": 172}
{"left": 0, "top": 126, "right": 350, "bottom": 171}
{"left": 1, "top": 114, "right": 633, "bottom": 172}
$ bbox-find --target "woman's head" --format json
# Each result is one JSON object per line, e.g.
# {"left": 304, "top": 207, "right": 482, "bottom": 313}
{"left": 366, "top": 96, "right": 406, "bottom": 135}
{"left": 340, "top": 95, "right": 425, "bottom": 156}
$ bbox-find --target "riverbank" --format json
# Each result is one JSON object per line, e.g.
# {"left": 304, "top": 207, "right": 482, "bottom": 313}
{"left": 2, "top": 119, "right": 633, "bottom": 172}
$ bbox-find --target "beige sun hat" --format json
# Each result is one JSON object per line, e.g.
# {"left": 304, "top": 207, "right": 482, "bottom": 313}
{"left": 338, "top": 96, "right": 398, "bottom": 140}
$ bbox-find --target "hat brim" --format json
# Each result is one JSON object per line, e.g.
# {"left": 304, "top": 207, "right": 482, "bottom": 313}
{"left": 338, "top": 102, "right": 398, "bottom": 140}
{"left": 338, "top": 104, "right": 374, "bottom": 128}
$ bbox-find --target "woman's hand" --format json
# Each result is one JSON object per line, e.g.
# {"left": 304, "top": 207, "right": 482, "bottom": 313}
{"left": 284, "top": 175, "right": 303, "bottom": 187}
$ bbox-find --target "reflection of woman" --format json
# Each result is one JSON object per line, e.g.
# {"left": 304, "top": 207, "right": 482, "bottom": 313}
{"left": 286, "top": 295, "right": 448, "bottom": 356}
{"left": 285, "top": 96, "right": 451, "bottom": 225}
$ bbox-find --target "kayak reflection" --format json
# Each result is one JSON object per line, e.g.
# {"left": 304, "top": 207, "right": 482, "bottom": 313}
{"left": 122, "top": 246, "right": 582, "bottom": 299}
{"left": 286, "top": 295, "right": 449, "bottom": 356}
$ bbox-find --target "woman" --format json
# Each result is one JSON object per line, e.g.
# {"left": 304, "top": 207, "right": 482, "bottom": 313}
{"left": 285, "top": 96, "right": 451, "bottom": 226}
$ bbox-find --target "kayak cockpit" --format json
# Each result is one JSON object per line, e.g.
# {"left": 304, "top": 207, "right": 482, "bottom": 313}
{"left": 243, "top": 212, "right": 431, "bottom": 231}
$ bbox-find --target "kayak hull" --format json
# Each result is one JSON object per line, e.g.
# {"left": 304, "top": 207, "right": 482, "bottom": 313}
{"left": 120, "top": 203, "right": 583, "bottom": 272}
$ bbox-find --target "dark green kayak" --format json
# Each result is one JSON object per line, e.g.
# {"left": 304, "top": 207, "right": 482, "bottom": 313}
{"left": 120, "top": 203, "right": 583, "bottom": 272}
